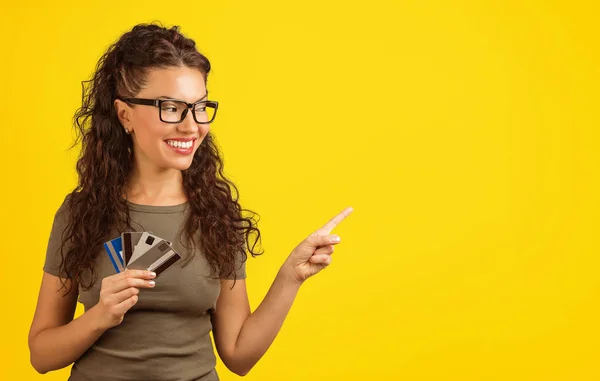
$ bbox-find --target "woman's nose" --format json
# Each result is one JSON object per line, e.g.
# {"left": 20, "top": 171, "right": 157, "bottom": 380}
{"left": 178, "top": 109, "right": 200, "bottom": 133}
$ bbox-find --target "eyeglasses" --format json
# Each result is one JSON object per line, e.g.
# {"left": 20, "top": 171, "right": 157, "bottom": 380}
{"left": 118, "top": 97, "right": 219, "bottom": 124}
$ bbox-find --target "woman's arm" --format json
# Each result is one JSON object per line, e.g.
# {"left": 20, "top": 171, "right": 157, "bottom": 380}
{"left": 212, "top": 207, "right": 352, "bottom": 376}
{"left": 211, "top": 269, "right": 302, "bottom": 376}
{"left": 28, "top": 272, "right": 106, "bottom": 373}
{"left": 28, "top": 269, "right": 156, "bottom": 374}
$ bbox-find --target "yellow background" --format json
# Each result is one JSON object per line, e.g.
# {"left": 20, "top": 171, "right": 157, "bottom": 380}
{"left": 1, "top": 0, "right": 598, "bottom": 380}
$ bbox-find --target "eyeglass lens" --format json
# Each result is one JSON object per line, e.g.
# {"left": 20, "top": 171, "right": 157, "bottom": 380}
{"left": 160, "top": 100, "right": 215, "bottom": 123}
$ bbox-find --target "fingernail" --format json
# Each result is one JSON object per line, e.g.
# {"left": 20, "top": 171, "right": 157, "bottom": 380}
{"left": 331, "top": 235, "right": 340, "bottom": 242}
{"left": 149, "top": 281, "right": 156, "bottom": 287}
{"left": 149, "top": 272, "right": 157, "bottom": 278}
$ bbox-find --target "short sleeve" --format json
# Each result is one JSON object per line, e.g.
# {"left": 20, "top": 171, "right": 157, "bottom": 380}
{"left": 234, "top": 249, "right": 247, "bottom": 280}
{"left": 222, "top": 246, "right": 247, "bottom": 280}
{"left": 43, "top": 195, "right": 71, "bottom": 278}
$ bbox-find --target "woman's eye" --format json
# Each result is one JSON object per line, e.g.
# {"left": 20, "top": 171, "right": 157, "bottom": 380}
{"left": 162, "top": 107, "right": 178, "bottom": 113}
{"left": 196, "top": 107, "right": 206, "bottom": 112}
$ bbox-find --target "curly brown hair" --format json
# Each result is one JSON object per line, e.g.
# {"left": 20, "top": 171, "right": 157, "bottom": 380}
{"left": 58, "top": 22, "right": 262, "bottom": 292}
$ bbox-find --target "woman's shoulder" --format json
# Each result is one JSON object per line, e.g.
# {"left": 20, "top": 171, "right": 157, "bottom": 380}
{"left": 52, "top": 192, "right": 78, "bottom": 220}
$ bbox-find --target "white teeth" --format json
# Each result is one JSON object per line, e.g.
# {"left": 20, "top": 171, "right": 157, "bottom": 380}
{"left": 167, "top": 140, "right": 193, "bottom": 149}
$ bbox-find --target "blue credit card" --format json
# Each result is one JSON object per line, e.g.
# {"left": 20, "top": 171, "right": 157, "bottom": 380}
{"left": 104, "top": 236, "right": 124, "bottom": 273}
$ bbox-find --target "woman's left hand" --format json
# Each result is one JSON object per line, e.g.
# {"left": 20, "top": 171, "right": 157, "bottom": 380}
{"left": 282, "top": 206, "right": 353, "bottom": 283}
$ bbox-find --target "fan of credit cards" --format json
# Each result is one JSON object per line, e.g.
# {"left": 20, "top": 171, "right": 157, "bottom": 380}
{"left": 104, "top": 232, "right": 181, "bottom": 277}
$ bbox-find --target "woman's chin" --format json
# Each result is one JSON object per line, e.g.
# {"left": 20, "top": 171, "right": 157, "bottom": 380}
{"left": 151, "top": 155, "right": 193, "bottom": 171}
{"left": 168, "top": 158, "right": 194, "bottom": 171}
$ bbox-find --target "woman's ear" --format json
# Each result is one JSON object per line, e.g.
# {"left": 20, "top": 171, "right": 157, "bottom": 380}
{"left": 114, "top": 99, "right": 133, "bottom": 133}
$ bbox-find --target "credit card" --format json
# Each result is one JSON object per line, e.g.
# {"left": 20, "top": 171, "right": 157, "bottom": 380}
{"left": 121, "top": 231, "right": 143, "bottom": 265}
{"left": 129, "top": 232, "right": 162, "bottom": 264}
{"left": 104, "top": 236, "right": 124, "bottom": 273}
{"left": 127, "top": 239, "right": 181, "bottom": 276}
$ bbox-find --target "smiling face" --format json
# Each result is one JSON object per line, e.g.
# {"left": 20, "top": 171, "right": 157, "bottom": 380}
{"left": 115, "top": 66, "right": 210, "bottom": 172}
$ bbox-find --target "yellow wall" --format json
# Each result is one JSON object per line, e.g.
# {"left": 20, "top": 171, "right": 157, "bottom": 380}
{"left": 1, "top": 1, "right": 598, "bottom": 380}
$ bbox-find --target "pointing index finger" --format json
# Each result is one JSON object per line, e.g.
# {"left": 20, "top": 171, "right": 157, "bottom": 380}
{"left": 316, "top": 206, "right": 354, "bottom": 235}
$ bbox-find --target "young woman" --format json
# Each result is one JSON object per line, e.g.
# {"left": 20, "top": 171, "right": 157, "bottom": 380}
{"left": 28, "top": 23, "right": 352, "bottom": 381}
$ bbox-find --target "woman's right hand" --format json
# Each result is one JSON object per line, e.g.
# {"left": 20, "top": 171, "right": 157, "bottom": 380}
{"left": 92, "top": 269, "right": 156, "bottom": 330}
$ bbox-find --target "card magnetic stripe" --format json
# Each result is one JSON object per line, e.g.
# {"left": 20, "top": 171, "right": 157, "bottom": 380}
{"left": 122, "top": 232, "right": 133, "bottom": 265}
{"left": 149, "top": 250, "right": 182, "bottom": 276}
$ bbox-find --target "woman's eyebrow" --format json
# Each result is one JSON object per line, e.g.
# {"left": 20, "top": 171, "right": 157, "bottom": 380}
{"left": 157, "top": 93, "right": 209, "bottom": 102}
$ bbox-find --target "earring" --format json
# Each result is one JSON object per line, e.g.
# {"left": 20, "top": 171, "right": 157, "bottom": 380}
{"left": 125, "top": 128, "right": 131, "bottom": 135}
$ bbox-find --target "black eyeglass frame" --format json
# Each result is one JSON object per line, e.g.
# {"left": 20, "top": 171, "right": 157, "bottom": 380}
{"left": 118, "top": 97, "right": 219, "bottom": 124}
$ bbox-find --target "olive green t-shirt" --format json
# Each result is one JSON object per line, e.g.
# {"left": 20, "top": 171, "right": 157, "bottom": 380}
{"left": 43, "top": 195, "right": 246, "bottom": 381}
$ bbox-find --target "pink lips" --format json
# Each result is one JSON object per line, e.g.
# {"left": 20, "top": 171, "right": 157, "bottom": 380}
{"left": 164, "top": 138, "right": 196, "bottom": 155}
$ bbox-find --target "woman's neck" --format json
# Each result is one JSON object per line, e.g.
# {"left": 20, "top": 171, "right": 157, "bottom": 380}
{"left": 124, "top": 164, "right": 187, "bottom": 206}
